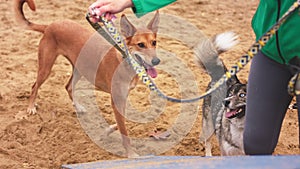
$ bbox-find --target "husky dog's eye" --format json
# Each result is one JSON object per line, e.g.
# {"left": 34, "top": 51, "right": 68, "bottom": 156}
{"left": 137, "top": 43, "right": 145, "bottom": 48}
{"left": 152, "top": 40, "right": 157, "bottom": 46}
{"left": 227, "top": 92, "right": 233, "bottom": 97}
{"left": 239, "top": 93, "right": 246, "bottom": 98}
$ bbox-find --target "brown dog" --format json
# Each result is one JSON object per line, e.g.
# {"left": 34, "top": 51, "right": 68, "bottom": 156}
{"left": 14, "top": 0, "right": 160, "bottom": 158}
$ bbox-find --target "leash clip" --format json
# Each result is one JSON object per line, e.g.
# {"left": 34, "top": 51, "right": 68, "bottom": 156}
{"left": 288, "top": 73, "right": 300, "bottom": 96}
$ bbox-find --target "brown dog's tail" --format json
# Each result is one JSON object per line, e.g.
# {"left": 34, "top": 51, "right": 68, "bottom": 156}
{"left": 14, "top": 0, "right": 47, "bottom": 33}
{"left": 194, "top": 32, "right": 238, "bottom": 80}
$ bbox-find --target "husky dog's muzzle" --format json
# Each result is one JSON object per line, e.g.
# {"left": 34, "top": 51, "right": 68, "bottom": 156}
{"left": 224, "top": 96, "right": 246, "bottom": 119}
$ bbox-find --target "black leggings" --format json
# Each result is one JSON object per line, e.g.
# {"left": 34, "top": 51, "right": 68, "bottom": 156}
{"left": 243, "top": 51, "right": 300, "bottom": 155}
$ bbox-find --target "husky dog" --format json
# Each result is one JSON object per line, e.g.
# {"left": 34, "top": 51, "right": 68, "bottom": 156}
{"left": 195, "top": 32, "right": 246, "bottom": 156}
{"left": 216, "top": 82, "right": 246, "bottom": 156}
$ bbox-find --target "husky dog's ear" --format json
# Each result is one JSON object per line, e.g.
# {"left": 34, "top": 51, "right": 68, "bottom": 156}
{"left": 147, "top": 11, "right": 159, "bottom": 33}
{"left": 227, "top": 74, "right": 241, "bottom": 86}
{"left": 120, "top": 14, "right": 137, "bottom": 38}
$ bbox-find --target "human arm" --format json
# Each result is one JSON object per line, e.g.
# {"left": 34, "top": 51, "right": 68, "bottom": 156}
{"left": 132, "top": 0, "right": 176, "bottom": 17}
{"left": 88, "top": 0, "right": 176, "bottom": 22}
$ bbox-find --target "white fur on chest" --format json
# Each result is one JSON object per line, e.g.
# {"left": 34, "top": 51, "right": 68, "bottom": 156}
{"left": 219, "top": 115, "right": 245, "bottom": 156}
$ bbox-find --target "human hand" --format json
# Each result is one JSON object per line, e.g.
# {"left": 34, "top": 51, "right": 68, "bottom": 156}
{"left": 88, "top": 0, "right": 133, "bottom": 22}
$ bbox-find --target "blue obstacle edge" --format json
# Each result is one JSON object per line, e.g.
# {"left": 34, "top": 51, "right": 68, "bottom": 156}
{"left": 61, "top": 155, "right": 300, "bottom": 169}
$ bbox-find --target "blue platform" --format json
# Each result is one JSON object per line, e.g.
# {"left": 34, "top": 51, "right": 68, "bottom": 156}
{"left": 61, "top": 155, "right": 300, "bottom": 169}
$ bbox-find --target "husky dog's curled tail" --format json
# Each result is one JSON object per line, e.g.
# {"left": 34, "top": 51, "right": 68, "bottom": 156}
{"left": 194, "top": 32, "right": 238, "bottom": 80}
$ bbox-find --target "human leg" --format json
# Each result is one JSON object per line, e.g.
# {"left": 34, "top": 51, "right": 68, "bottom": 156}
{"left": 243, "top": 51, "right": 293, "bottom": 155}
{"left": 296, "top": 95, "right": 300, "bottom": 146}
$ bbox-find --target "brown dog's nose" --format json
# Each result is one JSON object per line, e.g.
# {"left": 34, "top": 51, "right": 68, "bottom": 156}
{"left": 152, "top": 58, "right": 160, "bottom": 66}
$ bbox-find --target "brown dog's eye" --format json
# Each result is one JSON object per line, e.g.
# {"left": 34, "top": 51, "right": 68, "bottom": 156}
{"left": 137, "top": 43, "right": 145, "bottom": 48}
{"left": 152, "top": 40, "right": 156, "bottom": 46}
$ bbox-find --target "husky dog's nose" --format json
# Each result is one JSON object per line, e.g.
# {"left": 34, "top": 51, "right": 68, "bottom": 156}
{"left": 152, "top": 58, "right": 160, "bottom": 66}
{"left": 224, "top": 100, "right": 230, "bottom": 107}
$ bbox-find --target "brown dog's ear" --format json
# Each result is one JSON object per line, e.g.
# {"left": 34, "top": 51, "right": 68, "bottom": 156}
{"left": 147, "top": 11, "right": 159, "bottom": 33}
{"left": 120, "top": 14, "right": 137, "bottom": 38}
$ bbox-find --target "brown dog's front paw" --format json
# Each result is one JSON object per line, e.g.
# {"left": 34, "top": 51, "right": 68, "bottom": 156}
{"left": 27, "top": 104, "right": 37, "bottom": 115}
{"left": 105, "top": 124, "right": 118, "bottom": 136}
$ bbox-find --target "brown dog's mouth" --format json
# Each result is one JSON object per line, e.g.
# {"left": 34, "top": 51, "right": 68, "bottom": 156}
{"left": 225, "top": 105, "right": 245, "bottom": 119}
{"left": 134, "top": 54, "right": 157, "bottom": 78}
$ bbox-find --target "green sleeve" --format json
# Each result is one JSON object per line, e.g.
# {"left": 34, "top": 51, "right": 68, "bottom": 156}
{"left": 251, "top": 0, "right": 300, "bottom": 64}
{"left": 131, "top": 0, "right": 176, "bottom": 17}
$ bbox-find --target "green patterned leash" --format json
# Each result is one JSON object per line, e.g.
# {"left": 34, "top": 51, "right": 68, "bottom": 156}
{"left": 86, "top": 0, "right": 300, "bottom": 103}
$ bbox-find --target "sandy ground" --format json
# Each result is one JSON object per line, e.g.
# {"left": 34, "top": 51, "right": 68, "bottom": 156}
{"left": 0, "top": 0, "right": 299, "bottom": 168}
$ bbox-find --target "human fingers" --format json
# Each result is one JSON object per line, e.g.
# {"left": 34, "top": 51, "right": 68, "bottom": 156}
{"left": 89, "top": 16, "right": 100, "bottom": 23}
{"left": 87, "top": 7, "right": 101, "bottom": 22}
{"left": 88, "top": 0, "right": 107, "bottom": 16}
{"left": 89, "top": 0, "right": 106, "bottom": 11}
{"left": 87, "top": 8, "right": 116, "bottom": 22}
{"left": 103, "top": 13, "right": 117, "bottom": 20}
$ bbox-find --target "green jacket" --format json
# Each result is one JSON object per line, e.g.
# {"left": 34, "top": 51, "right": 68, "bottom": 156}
{"left": 131, "top": 0, "right": 176, "bottom": 17}
{"left": 252, "top": 0, "right": 300, "bottom": 64}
